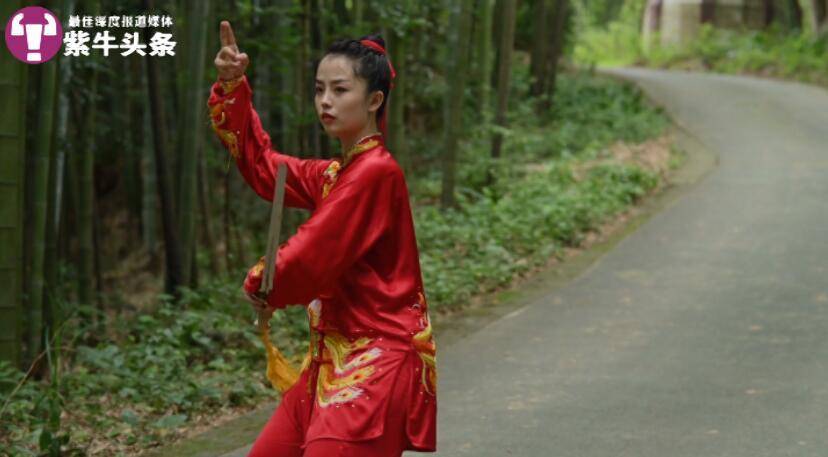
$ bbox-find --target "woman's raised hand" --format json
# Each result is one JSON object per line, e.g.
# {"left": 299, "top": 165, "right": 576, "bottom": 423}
{"left": 215, "top": 20, "right": 249, "bottom": 81}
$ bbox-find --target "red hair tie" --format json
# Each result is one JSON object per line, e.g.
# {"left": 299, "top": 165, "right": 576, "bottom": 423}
{"left": 359, "top": 39, "right": 396, "bottom": 88}
{"left": 359, "top": 39, "right": 396, "bottom": 139}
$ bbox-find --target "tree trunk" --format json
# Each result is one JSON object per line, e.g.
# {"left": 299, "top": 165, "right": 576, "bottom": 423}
{"left": 763, "top": 0, "right": 775, "bottom": 25}
{"left": 530, "top": 0, "right": 549, "bottom": 102}
{"left": 475, "top": 0, "right": 495, "bottom": 122}
{"left": 440, "top": 0, "right": 475, "bottom": 209}
{"left": 45, "top": 0, "right": 75, "bottom": 338}
{"left": 389, "top": 30, "right": 408, "bottom": 173}
{"left": 811, "top": 0, "right": 828, "bottom": 35}
{"left": 229, "top": 183, "right": 247, "bottom": 270}
{"left": 74, "top": 0, "right": 99, "bottom": 336}
{"left": 252, "top": 0, "right": 272, "bottom": 130}
{"left": 92, "top": 188, "right": 103, "bottom": 316}
{"left": 197, "top": 145, "right": 221, "bottom": 276}
{"left": 144, "top": 0, "right": 183, "bottom": 298}
{"left": 275, "top": 0, "right": 307, "bottom": 234}
{"left": 297, "top": 0, "right": 311, "bottom": 156}
{"left": 354, "top": 0, "right": 364, "bottom": 30}
{"left": 543, "top": 0, "right": 569, "bottom": 113}
{"left": 276, "top": 0, "right": 297, "bottom": 155}
{"left": 124, "top": 54, "right": 144, "bottom": 247}
{"left": 26, "top": 43, "right": 58, "bottom": 373}
{"left": 310, "top": 0, "right": 326, "bottom": 157}
{"left": 140, "top": 62, "right": 158, "bottom": 259}
{"left": 176, "top": 0, "right": 210, "bottom": 289}
{"left": 701, "top": 0, "right": 716, "bottom": 24}
{"left": 334, "top": 0, "right": 349, "bottom": 25}
{"left": 489, "top": 0, "right": 517, "bottom": 179}
{"left": 223, "top": 173, "right": 236, "bottom": 273}
{"left": 787, "top": 0, "right": 803, "bottom": 29}
{"left": 0, "top": 0, "right": 29, "bottom": 369}
{"left": 76, "top": 66, "right": 96, "bottom": 313}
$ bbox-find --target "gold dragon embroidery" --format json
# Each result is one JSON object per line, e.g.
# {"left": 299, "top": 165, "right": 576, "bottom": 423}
{"left": 300, "top": 299, "right": 383, "bottom": 407}
{"left": 209, "top": 97, "right": 240, "bottom": 171}
{"left": 316, "top": 331, "right": 382, "bottom": 407}
{"left": 412, "top": 291, "right": 437, "bottom": 396}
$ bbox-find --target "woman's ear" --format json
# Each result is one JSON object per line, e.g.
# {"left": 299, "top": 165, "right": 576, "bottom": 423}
{"left": 368, "top": 89, "right": 384, "bottom": 114}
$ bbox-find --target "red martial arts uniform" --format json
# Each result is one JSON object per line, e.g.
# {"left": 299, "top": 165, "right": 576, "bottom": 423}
{"left": 207, "top": 75, "right": 437, "bottom": 455}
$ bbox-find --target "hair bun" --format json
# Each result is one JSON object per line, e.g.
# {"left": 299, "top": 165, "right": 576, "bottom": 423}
{"left": 359, "top": 34, "right": 385, "bottom": 49}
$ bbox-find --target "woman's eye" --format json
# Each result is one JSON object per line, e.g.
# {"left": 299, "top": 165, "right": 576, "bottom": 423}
{"left": 314, "top": 87, "right": 346, "bottom": 94}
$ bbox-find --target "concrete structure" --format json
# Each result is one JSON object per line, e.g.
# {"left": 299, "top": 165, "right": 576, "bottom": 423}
{"left": 643, "top": 0, "right": 770, "bottom": 50}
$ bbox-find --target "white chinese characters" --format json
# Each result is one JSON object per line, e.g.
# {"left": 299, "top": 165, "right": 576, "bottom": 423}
{"left": 63, "top": 31, "right": 175, "bottom": 57}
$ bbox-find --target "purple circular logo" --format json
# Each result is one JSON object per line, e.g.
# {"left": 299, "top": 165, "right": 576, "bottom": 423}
{"left": 5, "top": 6, "right": 63, "bottom": 64}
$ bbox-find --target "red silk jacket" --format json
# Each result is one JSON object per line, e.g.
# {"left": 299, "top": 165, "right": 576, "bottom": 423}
{"left": 207, "top": 75, "right": 437, "bottom": 452}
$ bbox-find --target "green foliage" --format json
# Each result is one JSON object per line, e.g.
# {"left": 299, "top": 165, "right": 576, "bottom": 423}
{"left": 547, "top": 72, "right": 669, "bottom": 150}
{"left": 572, "top": 0, "right": 648, "bottom": 66}
{"left": 415, "top": 157, "right": 659, "bottom": 308}
{"left": 0, "top": 281, "right": 309, "bottom": 455}
{"left": 575, "top": 0, "right": 633, "bottom": 28}
{"left": 573, "top": 15, "right": 645, "bottom": 66}
{"left": 458, "top": 70, "right": 667, "bottom": 173}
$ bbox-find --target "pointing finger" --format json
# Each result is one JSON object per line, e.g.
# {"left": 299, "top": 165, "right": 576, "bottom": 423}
{"left": 220, "top": 20, "right": 237, "bottom": 48}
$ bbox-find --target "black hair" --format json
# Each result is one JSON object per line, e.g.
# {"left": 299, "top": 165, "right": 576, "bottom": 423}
{"left": 320, "top": 34, "right": 392, "bottom": 126}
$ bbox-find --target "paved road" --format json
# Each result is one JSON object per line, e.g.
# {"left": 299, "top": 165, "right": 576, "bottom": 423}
{"left": 426, "top": 68, "right": 828, "bottom": 456}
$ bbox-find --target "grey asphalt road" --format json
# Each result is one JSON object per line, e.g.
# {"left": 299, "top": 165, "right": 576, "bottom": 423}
{"left": 424, "top": 68, "right": 828, "bottom": 457}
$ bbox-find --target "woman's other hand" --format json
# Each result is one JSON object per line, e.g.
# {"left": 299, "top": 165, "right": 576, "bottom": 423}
{"left": 242, "top": 287, "right": 270, "bottom": 314}
{"left": 215, "top": 20, "right": 249, "bottom": 81}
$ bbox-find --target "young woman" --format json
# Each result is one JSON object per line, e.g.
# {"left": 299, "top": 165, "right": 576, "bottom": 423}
{"left": 208, "top": 21, "right": 437, "bottom": 456}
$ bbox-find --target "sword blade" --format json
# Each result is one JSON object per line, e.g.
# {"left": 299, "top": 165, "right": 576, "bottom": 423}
{"left": 259, "top": 162, "right": 287, "bottom": 296}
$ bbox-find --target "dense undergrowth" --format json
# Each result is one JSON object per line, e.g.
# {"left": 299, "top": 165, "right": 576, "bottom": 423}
{"left": 0, "top": 69, "right": 671, "bottom": 456}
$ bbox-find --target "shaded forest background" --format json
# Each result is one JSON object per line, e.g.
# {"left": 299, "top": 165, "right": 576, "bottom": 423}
{"left": 3, "top": 0, "right": 579, "bottom": 375}
{"left": 5, "top": 0, "right": 827, "bottom": 381}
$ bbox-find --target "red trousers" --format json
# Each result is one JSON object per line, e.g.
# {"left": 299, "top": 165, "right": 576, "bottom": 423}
{"left": 247, "top": 358, "right": 410, "bottom": 457}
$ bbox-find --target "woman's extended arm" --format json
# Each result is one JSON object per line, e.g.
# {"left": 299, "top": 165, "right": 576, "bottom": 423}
{"left": 209, "top": 21, "right": 327, "bottom": 209}
{"left": 207, "top": 75, "right": 328, "bottom": 209}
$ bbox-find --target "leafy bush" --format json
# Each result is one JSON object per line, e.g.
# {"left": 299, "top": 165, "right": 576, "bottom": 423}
{"left": 416, "top": 158, "right": 659, "bottom": 308}
{"left": 0, "top": 282, "right": 310, "bottom": 455}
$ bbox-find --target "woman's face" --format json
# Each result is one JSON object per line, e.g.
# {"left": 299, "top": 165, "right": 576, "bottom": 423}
{"left": 315, "top": 54, "right": 383, "bottom": 138}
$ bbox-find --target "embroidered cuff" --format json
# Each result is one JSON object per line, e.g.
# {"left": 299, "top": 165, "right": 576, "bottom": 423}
{"left": 243, "top": 256, "right": 266, "bottom": 294}
{"left": 219, "top": 74, "right": 245, "bottom": 95}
